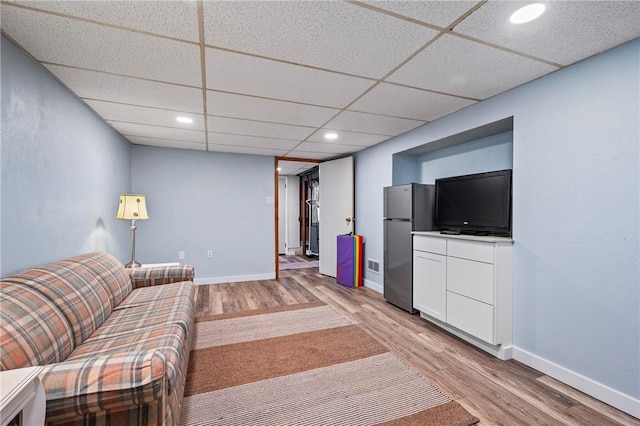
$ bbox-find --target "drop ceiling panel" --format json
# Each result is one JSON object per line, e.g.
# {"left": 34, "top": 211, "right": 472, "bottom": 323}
{"left": 202, "top": 1, "right": 439, "bottom": 79}
{"left": 205, "top": 48, "right": 374, "bottom": 108}
{"left": 206, "top": 92, "right": 339, "bottom": 128}
{"left": 2, "top": 6, "right": 201, "bottom": 86}
{"left": 128, "top": 136, "right": 206, "bottom": 151}
{"left": 5, "top": 1, "right": 200, "bottom": 42}
{"left": 45, "top": 65, "right": 203, "bottom": 113}
{"left": 306, "top": 130, "right": 389, "bottom": 147}
{"left": 326, "top": 110, "right": 425, "bottom": 136}
{"left": 206, "top": 116, "right": 314, "bottom": 141}
{"left": 284, "top": 151, "right": 337, "bottom": 160}
{"left": 208, "top": 133, "right": 299, "bottom": 151}
{"left": 110, "top": 122, "right": 205, "bottom": 143}
{"left": 388, "top": 34, "right": 558, "bottom": 100}
{"left": 208, "top": 144, "right": 289, "bottom": 157}
{"left": 295, "top": 142, "right": 363, "bottom": 155}
{"left": 86, "top": 100, "right": 205, "bottom": 131}
{"left": 363, "top": 1, "right": 479, "bottom": 28}
{"left": 351, "top": 83, "right": 476, "bottom": 121}
{"left": 453, "top": 1, "right": 640, "bottom": 66}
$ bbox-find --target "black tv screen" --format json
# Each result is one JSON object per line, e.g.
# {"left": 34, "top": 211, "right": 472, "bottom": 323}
{"left": 434, "top": 169, "right": 512, "bottom": 236}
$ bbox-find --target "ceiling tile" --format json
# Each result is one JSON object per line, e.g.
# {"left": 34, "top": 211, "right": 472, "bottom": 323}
{"left": 2, "top": 5, "right": 201, "bottom": 86}
{"left": 295, "top": 142, "right": 364, "bottom": 155}
{"left": 45, "top": 65, "right": 203, "bottom": 113}
{"left": 388, "top": 34, "right": 558, "bottom": 100}
{"left": 453, "top": 1, "right": 640, "bottom": 66}
{"left": 127, "top": 136, "right": 206, "bottom": 151}
{"left": 5, "top": 1, "right": 199, "bottom": 42}
{"left": 284, "top": 151, "right": 337, "bottom": 160}
{"left": 208, "top": 133, "right": 299, "bottom": 151}
{"left": 205, "top": 48, "right": 374, "bottom": 108}
{"left": 206, "top": 116, "right": 314, "bottom": 141}
{"left": 110, "top": 122, "right": 205, "bottom": 143}
{"left": 208, "top": 144, "right": 288, "bottom": 157}
{"left": 306, "top": 130, "right": 389, "bottom": 147}
{"left": 202, "top": 1, "right": 438, "bottom": 79}
{"left": 350, "top": 83, "right": 476, "bottom": 121}
{"left": 207, "top": 91, "right": 339, "bottom": 128}
{"left": 86, "top": 100, "right": 205, "bottom": 131}
{"left": 362, "top": 1, "right": 479, "bottom": 28}
{"left": 325, "top": 110, "right": 425, "bottom": 136}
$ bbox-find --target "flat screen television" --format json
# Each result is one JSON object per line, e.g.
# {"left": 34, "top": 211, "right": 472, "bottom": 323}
{"left": 434, "top": 169, "right": 512, "bottom": 236}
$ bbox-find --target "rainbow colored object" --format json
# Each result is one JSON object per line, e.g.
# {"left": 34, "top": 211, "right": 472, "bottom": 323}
{"left": 336, "top": 234, "right": 364, "bottom": 288}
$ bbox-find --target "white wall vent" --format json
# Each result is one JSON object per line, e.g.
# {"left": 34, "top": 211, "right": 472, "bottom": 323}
{"left": 367, "top": 259, "right": 380, "bottom": 274}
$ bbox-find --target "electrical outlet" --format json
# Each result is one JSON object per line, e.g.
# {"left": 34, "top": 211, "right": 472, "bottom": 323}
{"left": 207, "top": 250, "right": 213, "bottom": 259}
{"left": 178, "top": 251, "right": 185, "bottom": 260}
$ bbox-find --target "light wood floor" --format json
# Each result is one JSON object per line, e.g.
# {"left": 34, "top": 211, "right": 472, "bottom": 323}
{"left": 194, "top": 267, "right": 639, "bottom": 426}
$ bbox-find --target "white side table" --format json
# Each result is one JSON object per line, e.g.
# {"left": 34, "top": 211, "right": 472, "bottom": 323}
{"left": 0, "top": 366, "right": 45, "bottom": 426}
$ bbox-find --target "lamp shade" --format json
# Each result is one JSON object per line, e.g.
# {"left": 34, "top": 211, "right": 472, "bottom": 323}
{"left": 116, "top": 194, "right": 149, "bottom": 220}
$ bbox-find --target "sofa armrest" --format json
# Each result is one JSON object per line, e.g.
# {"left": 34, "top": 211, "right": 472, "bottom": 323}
{"left": 40, "top": 350, "right": 167, "bottom": 419}
{"left": 128, "top": 265, "right": 194, "bottom": 289}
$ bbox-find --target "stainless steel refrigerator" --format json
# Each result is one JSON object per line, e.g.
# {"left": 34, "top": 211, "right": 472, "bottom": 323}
{"left": 383, "top": 184, "right": 435, "bottom": 313}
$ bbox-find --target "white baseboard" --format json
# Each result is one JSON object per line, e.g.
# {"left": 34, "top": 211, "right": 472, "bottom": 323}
{"left": 364, "top": 279, "right": 383, "bottom": 294}
{"left": 512, "top": 347, "right": 640, "bottom": 419}
{"left": 194, "top": 272, "right": 275, "bottom": 285}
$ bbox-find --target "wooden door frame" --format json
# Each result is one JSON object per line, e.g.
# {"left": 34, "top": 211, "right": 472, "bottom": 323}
{"left": 274, "top": 157, "right": 322, "bottom": 279}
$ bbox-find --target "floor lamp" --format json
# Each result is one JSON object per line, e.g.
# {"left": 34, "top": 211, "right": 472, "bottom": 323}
{"left": 116, "top": 194, "right": 149, "bottom": 268}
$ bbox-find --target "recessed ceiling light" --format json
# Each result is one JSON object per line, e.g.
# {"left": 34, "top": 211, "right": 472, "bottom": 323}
{"left": 324, "top": 132, "right": 338, "bottom": 141}
{"left": 510, "top": 3, "right": 545, "bottom": 24}
{"left": 176, "top": 116, "right": 193, "bottom": 124}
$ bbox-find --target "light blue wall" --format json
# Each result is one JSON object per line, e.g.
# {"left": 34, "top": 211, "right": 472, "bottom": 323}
{"left": 131, "top": 145, "right": 275, "bottom": 281}
{"left": 0, "top": 36, "right": 131, "bottom": 276}
{"left": 418, "top": 131, "right": 513, "bottom": 183}
{"left": 355, "top": 39, "right": 639, "bottom": 400}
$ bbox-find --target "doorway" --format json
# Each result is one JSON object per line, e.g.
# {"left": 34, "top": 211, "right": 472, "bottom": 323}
{"left": 274, "top": 157, "right": 321, "bottom": 278}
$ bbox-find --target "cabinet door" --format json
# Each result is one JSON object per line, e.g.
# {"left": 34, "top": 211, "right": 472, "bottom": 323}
{"left": 413, "top": 251, "right": 446, "bottom": 321}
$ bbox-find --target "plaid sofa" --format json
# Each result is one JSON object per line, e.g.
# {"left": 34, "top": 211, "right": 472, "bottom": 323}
{"left": 0, "top": 252, "right": 195, "bottom": 426}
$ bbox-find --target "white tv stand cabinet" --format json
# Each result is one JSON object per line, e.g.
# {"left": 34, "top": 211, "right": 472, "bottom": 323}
{"left": 412, "top": 231, "right": 513, "bottom": 360}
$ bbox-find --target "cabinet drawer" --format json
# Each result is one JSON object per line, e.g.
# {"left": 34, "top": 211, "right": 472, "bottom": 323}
{"left": 447, "top": 257, "right": 494, "bottom": 305}
{"left": 447, "top": 239, "right": 494, "bottom": 263}
{"left": 446, "top": 292, "right": 495, "bottom": 344}
{"left": 413, "top": 235, "right": 446, "bottom": 255}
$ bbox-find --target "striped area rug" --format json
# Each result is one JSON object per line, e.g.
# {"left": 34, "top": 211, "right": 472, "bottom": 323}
{"left": 180, "top": 302, "right": 478, "bottom": 426}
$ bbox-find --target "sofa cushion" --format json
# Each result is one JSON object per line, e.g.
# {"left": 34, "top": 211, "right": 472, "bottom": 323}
{"left": 0, "top": 283, "right": 75, "bottom": 370}
{"left": 68, "top": 283, "right": 195, "bottom": 392}
{"left": 7, "top": 258, "right": 115, "bottom": 346}
{"left": 67, "top": 252, "right": 132, "bottom": 308}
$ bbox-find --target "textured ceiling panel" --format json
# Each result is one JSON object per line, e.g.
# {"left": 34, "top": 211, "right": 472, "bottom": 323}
{"left": 208, "top": 144, "right": 289, "bottom": 157}
{"left": 306, "top": 130, "right": 389, "bottom": 147}
{"left": 363, "top": 0, "right": 479, "bottom": 28}
{"left": 2, "top": 0, "right": 637, "bottom": 159}
{"left": 205, "top": 48, "right": 374, "bottom": 108}
{"left": 207, "top": 133, "right": 299, "bottom": 151}
{"left": 110, "top": 122, "right": 206, "bottom": 143}
{"left": 86, "top": 100, "right": 205, "bottom": 131}
{"left": 2, "top": 6, "right": 201, "bottom": 86}
{"left": 325, "top": 110, "right": 425, "bottom": 136}
{"left": 45, "top": 65, "right": 203, "bottom": 113}
{"left": 207, "top": 91, "right": 339, "bottom": 128}
{"left": 388, "top": 34, "right": 558, "bottom": 100}
{"left": 206, "top": 116, "right": 314, "bottom": 141}
{"left": 202, "top": 0, "right": 438, "bottom": 79}
{"left": 295, "top": 141, "right": 364, "bottom": 154}
{"left": 128, "top": 136, "right": 206, "bottom": 151}
{"left": 454, "top": 1, "right": 640, "bottom": 66}
{"left": 5, "top": 0, "right": 200, "bottom": 41}
{"left": 350, "top": 83, "right": 476, "bottom": 121}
